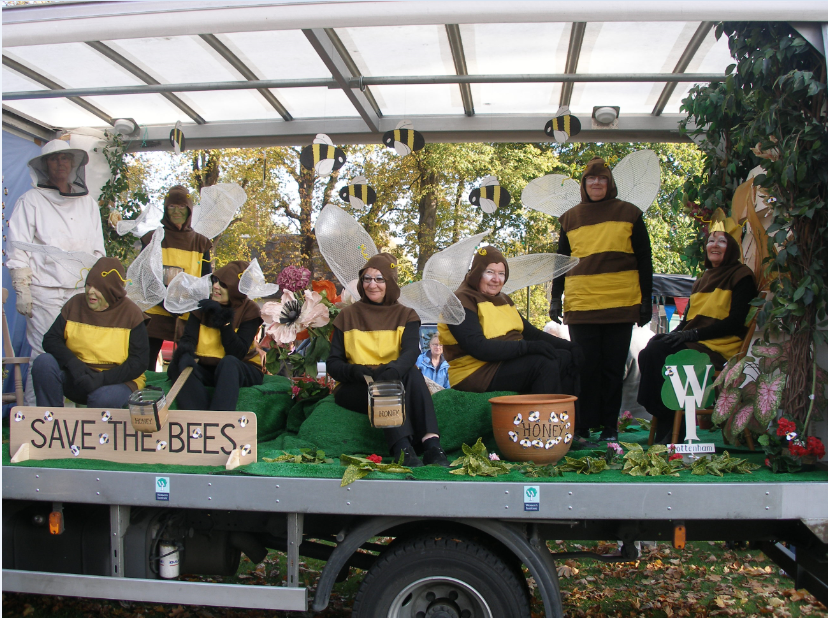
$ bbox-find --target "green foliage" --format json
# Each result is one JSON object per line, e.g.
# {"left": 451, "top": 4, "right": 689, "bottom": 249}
{"left": 687, "top": 451, "right": 760, "bottom": 476}
{"left": 449, "top": 438, "right": 513, "bottom": 477}
{"left": 98, "top": 133, "right": 150, "bottom": 262}
{"left": 263, "top": 448, "right": 333, "bottom": 464}
{"left": 557, "top": 456, "right": 608, "bottom": 475}
{"left": 620, "top": 443, "right": 683, "bottom": 477}
{"left": 518, "top": 461, "right": 564, "bottom": 478}
{"left": 339, "top": 453, "right": 413, "bottom": 487}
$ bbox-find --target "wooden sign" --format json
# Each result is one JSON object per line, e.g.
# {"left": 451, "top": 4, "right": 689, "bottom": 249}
{"left": 9, "top": 407, "right": 257, "bottom": 469}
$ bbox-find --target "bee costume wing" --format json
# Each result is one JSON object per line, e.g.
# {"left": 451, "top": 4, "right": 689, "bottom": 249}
{"left": 125, "top": 226, "right": 167, "bottom": 311}
{"left": 238, "top": 258, "right": 279, "bottom": 299}
{"left": 521, "top": 174, "right": 581, "bottom": 218}
{"left": 115, "top": 203, "right": 163, "bottom": 237}
{"left": 422, "top": 230, "right": 490, "bottom": 293}
{"left": 501, "top": 253, "right": 580, "bottom": 296}
{"left": 164, "top": 272, "right": 212, "bottom": 314}
{"left": 316, "top": 203, "right": 378, "bottom": 301}
{"left": 192, "top": 182, "right": 247, "bottom": 239}
{"left": 398, "top": 279, "right": 465, "bottom": 325}
{"left": 613, "top": 149, "right": 661, "bottom": 213}
{"left": 9, "top": 241, "right": 99, "bottom": 283}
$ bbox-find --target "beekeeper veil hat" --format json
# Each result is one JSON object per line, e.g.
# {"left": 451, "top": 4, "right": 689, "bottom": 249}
{"left": 28, "top": 140, "right": 90, "bottom": 197}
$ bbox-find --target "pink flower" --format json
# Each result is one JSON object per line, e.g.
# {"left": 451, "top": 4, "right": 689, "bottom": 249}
{"left": 261, "top": 290, "right": 304, "bottom": 344}
{"left": 367, "top": 454, "right": 382, "bottom": 464}
{"left": 277, "top": 265, "right": 311, "bottom": 292}
{"left": 291, "top": 386, "right": 300, "bottom": 397}
{"left": 607, "top": 442, "right": 624, "bottom": 455}
{"left": 488, "top": 453, "right": 501, "bottom": 461}
{"left": 299, "top": 290, "right": 330, "bottom": 329}
{"left": 621, "top": 411, "right": 633, "bottom": 420}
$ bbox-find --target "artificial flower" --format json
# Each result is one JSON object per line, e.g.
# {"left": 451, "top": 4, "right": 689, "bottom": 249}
{"left": 607, "top": 442, "right": 624, "bottom": 455}
{"left": 488, "top": 453, "right": 501, "bottom": 461}
{"left": 367, "top": 454, "right": 383, "bottom": 464}
{"left": 262, "top": 290, "right": 306, "bottom": 344}
{"left": 668, "top": 453, "right": 683, "bottom": 462}
{"left": 312, "top": 279, "right": 341, "bottom": 304}
{"left": 777, "top": 417, "right": 796, "bottom": 437}
{"left": 277, "top": 265, "right": 311, "bottom": 292}
{"left": 299, "top": 290, "right": 331, "bottom": 329}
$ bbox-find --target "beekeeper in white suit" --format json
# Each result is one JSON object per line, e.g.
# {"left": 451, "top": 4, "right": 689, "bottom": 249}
{"left": 7, "top": 139, "right": 106, "bottom": 404}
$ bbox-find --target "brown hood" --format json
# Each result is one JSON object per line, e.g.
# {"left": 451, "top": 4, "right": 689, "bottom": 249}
{"left": 161, "top": 185, "right": 194, "bottom": 232}
{"left": 454, "top": 246, "right": 513, "bottom": 310}
{"left": 357, "top": 252, "right": 401, "bottom": 305}
{"left": 85, "top": 257, "right": 128, "bottom": 308}
{"left": 579, "top": 157, "right": 618, "bottom": 203}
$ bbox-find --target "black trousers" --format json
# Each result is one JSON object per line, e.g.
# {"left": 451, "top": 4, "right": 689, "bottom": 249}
{"left": 636, "top": 338, "right": 720, "bottom": 426}
{"left": 568, "top": 323, "right": 633, "bottom": 431}
{"left": 334, "top": 369, "right": 440, "bottom": 453}
{"left": 170, "top": 355, "right": 263, "bottom": 411}
{"left": 148, "top": 337, "right": 165, "bottom": 371}
{"left": 488, "top": 353, "right": 579, "bottom": 397}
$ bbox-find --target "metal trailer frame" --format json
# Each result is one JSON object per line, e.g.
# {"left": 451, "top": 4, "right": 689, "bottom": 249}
{"left": 3, "top": 465, "right": 828, "bottom": 616}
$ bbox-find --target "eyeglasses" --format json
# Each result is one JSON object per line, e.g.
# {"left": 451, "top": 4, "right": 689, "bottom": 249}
{"left": 362, "top": 276, "right": 386, "bottom": 285}
{"left": 585, "top": 176, "right": 609, "bottom": 185}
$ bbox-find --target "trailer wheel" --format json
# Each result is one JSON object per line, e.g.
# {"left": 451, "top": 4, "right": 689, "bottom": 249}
{"left": 351, "top": 533, "right": 531, "bottom": 618}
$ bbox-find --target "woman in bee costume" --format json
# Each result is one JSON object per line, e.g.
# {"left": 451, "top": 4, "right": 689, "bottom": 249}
{"left": 32, "top": 257, "right": 149, "bottom": 408}
{"left": 141, "top": 185, "right": 212, "bottom": 370}
{"left": 637, "top": 215, "right": 757, "bottom": 443}
{"left": 438, "top": 246, "right": 583, "bottom": 405}
{"left": 326, "top": 253, "right": 449, "bottom": 468}
{"left": 168, "top": 261, "right": 263, "bottom": 411}
{"left": 549, "top": 157, "right": 653, "bottom": 442}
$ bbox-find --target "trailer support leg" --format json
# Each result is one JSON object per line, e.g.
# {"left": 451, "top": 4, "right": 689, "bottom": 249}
{"left": 109, "top": 505, "right": 130, "bottom": 577}
{"left": 286, "top": 512, "right": 304, "bottom": 588}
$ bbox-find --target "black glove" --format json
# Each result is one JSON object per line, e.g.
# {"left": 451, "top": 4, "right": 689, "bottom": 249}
{"left": 198, "top": 299, "right": 234, "bottom": 329}
{"left": 549, "top": 299, "right": 563, "bottom": 324}
{"left": 638, "top": 305, "right": 653, "bottom": 327}
{"left": 374, "top": 365, "right": 401, "bottom": 382}
{"left": 661, "top": 328, "right": 699, "bottom": 348}
{"left": 66, "top": 358, "right": 94, "bottom": 383}
{"left": 76, "top": 371, "right": 104, "bottom": 395}
{"left": 525, "top": 340, "right": 559, "bottom": 360}
{"left": 348, "top": 364, "right": 374, "bottom": 382}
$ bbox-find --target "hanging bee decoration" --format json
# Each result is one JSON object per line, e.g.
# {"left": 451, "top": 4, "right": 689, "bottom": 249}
{"left": 169, "top": 120, "right": 186, "bottom": 154}
{"left": 300, "top": 133, "right": 347, "bottom": 177}
{"left": 339, "top": 176, "right": 377, "bottom": 211}
{"left": 382, "top": 120, "right": 425, "bottom": 157}
{"left": 469, "top": 176, "right": 510, "bottom": 214}
{"left": 544, "top": 105, "right": 581, "bottom": 143}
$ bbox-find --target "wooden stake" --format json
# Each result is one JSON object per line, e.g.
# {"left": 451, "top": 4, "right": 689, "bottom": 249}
{"left": 10, "top": 442, "right": 29, "bottom": 463}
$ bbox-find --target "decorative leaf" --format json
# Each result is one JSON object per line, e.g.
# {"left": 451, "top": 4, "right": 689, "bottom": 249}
{"left": 753, "top": 373, "right": 786, "bottom": 426}
{"left": 340, "top": 465, "right": 371, "bottom": 487}
{"left": 732, "top": 403, "right": 754, "bottom": 435}
{"left": 723, "top": 357, "right": 748, "bottom": 388}
{"left": 712, "top": 387, "right": 742, "bottom": 424}
{"left": 752, "top": 343, "right": 783, "bottom": 359}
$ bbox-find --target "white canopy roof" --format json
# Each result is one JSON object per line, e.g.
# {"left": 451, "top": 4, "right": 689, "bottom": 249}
{"left": 3, "top": 1, "right": 828, "bottom": 149}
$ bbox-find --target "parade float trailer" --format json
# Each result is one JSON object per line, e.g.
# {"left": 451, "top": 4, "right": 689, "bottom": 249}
{"left": 3, "top": 2, "right": 828, "bottom": 617}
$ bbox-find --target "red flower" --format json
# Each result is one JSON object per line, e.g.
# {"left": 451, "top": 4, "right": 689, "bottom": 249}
{"left": 765, "top": 458, "right": 771, "bottom": 468}
{"left": 777, "top": 418, "right": 797, "bottom": 437}
{"left": 806, "top": 436, "right": 825, "bottom": 459}
{"left": 789, "top": 442, "right": 809, "bottom": 458}
{"left": 312, "top": 279, "right": 341, "bottom": 304}
{"left": 367, "top": 454, "right": 382, "bottom": 464}
{"left": 669, "top": 453, "right": 683, "bottom": 461}
{"left": 291, "top": 386, "right": 300, "bottom": 397}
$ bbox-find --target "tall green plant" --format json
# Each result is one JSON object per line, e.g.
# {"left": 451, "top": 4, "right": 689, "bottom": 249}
{"left": 681, "top": 22, "right": 828, "bottom": 425}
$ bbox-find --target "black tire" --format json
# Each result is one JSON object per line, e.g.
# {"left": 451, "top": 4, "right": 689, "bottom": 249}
{"left": 351, "top": 533, "right": 531, "bottom": 618}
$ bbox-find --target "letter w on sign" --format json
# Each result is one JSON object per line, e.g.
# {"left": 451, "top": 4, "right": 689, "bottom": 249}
{"left": 659, "top": 349, "right": 717, "bottom": 443}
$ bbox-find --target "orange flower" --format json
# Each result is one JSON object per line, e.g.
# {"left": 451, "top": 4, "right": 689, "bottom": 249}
{"left": 312, "top": 279, "right": 341, "bottom": 303}
{"left": 295, "top": 329, "right": 310, "bottom": 341}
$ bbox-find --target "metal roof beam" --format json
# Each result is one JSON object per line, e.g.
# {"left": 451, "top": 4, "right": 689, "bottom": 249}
{"left": 2, "top": 55, "right": 113, "bottom": 125}
{"left": 323, "top": 28, "right": 383, "bottom": 119}
{"left": 199, "top": 33, "right": 292, "bottom": 121}
{"left": 652, "top": 21, "right": 714, "bottom": 116}
{"left": 303, "top": 28, "right": 380, "bottom": 133}
{"left": 2, "top": 73, "right": 728, "bottom": 101}
{"left": 560, "top": 22, "right": 586, "bottom": 108}
{"left": 85, "top": 40, "right": 206, "bottom": 125}
{"left": 445, "top": 24, "right": 474, "bottom": 117}
{"left": 2, "top": 106, "right": 57, "bottom": 142}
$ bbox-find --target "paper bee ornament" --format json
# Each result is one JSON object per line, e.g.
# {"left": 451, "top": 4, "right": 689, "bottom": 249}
{"left": 544, "top": 106, "right": 581, "bottom": 143}
{"left": 300, "top": 134, "right": 346, "bottom": 177}
{"left": 469, "top": 176, "right": 510, "bottom": 214}
{"left": 339, "top": 176, "right": 377, "bottom": 211}
{"left": 170, "top": 120, "right": 185, "bottom": 154}
{"left": 382, "top": 120, "right": 425, "bottom": 156}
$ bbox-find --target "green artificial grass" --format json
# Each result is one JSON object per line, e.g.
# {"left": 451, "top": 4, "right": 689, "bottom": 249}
{"left": 4, "top": 374, "right": 827, "bottom": 484}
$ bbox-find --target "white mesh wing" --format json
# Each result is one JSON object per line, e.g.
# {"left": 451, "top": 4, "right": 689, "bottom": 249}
{"left": 502, "top": 254, "right": 580, "bottom": 295}
{"left": 422, "top": 231, "right": 490, "bottom": 292}
{"left": 521, "top": 174, "right": 582, "bottom": 217}
{"left": 238, "top": 258, "right": 279, "bottom": 299}
{"left": 9, "top": 241, "right": 98, "bottom": 283}
{"left": 164, "top": 272, "right": 212, "bottom": 314}
{"left": 613, "top": 150, "right": 661, "bottom": 212}
{"left": 316, "top": 203, "right": 378, "bottom": 301}
{"left": 192, "top": 183, "right": 246, "bottom": 239}
{"left": 125, "top": 227, "right": 166, "bottom": 311}
{"left": 116, "top": 203, "right": 163, "bottom": 237}
{"left": 399, "top": 280, "right": 465, "bottom": 325}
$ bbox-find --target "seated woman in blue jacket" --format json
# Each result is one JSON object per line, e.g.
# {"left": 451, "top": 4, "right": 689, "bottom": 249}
{"left": 416, "top": 334, "right": 450, "bottom": 389}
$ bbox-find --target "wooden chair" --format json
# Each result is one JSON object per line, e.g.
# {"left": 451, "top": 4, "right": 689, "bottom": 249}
{"left": 2, "top": 288, "right": 30, "bottom": 407}
{"left": 648, "top": 317, "right": 758, "bottom": 450}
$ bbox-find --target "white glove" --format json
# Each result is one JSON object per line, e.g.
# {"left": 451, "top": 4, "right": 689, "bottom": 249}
{"left": 10, "top": 267, "right": 33, "bottom": 318}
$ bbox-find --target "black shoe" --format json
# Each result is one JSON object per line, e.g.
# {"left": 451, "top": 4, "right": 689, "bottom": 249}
{"left": 598, "top": 429, "right": 618, "bottom": 442}
{"left": 575, "top": 427, "right": 592, "bottom": 440}
{"left": 396, "top": 446, "right": 424, "bottom": 468}
{"left": 422, "top": 446, "right": 450, "bottom": 467}
{"left": 571, "top": 436, "right": 600, "bottom": 450}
